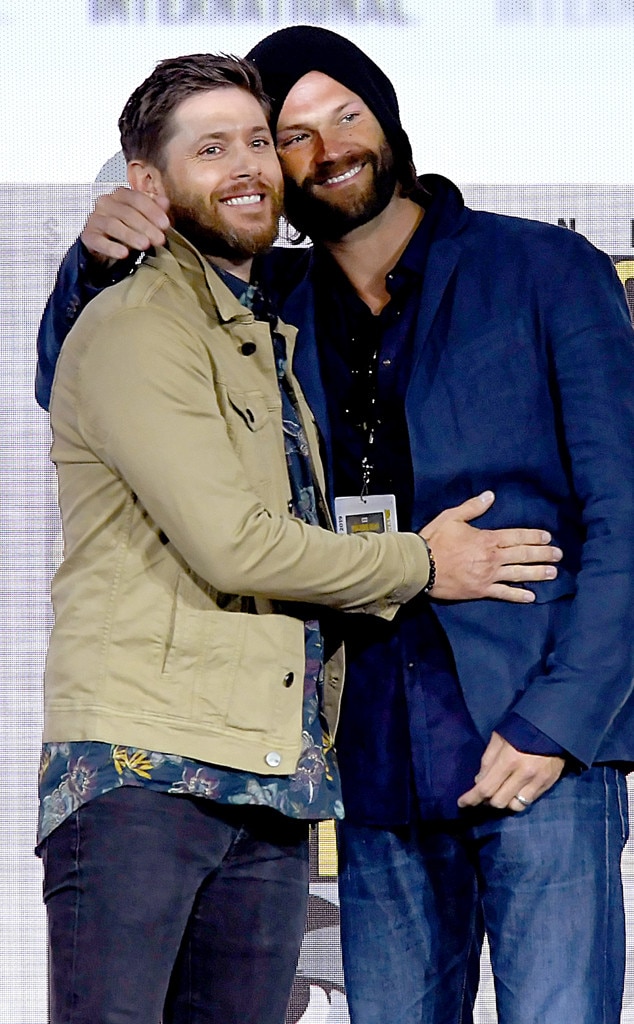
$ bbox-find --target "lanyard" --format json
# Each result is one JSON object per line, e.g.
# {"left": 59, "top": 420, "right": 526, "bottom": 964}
{"left": 359, "top": 339, "right": 381, "bottom": 498}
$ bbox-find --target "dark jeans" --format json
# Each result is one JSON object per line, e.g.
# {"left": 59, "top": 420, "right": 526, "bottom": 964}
{"left": 41, "top": 787, "right": 309, "bottom": 1024}
{"left": 338, "top": 766, "right": 629, "bottom": 1024}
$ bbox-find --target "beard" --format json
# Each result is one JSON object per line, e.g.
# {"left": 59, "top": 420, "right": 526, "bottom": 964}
{"left": 283, "top": 140, "right": 398, "bottom": 243}
{"left": 164, "top": 180, "right": 284, "bottom": 261}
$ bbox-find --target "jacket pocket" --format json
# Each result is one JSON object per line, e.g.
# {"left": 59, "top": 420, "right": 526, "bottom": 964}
{"left": 163, "top": 589, "right": 306, "bottom": 735}
{"left": 211, "top": 612, "right": 306, "bottom": 735}
{"left": 226, "top": 389, "right": 271, "bottom": 432}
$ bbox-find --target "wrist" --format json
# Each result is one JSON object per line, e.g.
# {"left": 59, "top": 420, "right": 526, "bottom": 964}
{"left": 419, "top": 535, "right": 437, "bottom": 594}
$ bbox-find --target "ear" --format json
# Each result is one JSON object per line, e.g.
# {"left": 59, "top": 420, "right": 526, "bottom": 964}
{"left": 127, "top": 160, "right": 167, "bottom": 198}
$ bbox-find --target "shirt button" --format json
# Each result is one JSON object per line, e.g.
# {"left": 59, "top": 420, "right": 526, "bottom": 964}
{"left": 283, "top": 672, "right": 295, "bottom": 687}
{"left": 265, "top": 751, "right": 282, "bottom": 767}
{"left": 382, "top": 358, "right": 392, "bottom": 367}
{"left": 241, "top": 342, "right": 256, "bottom": 355}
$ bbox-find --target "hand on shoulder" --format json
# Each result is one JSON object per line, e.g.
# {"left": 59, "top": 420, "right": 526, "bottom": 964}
{"left": 80, "top": 187, "right": 170, "bottom": 262}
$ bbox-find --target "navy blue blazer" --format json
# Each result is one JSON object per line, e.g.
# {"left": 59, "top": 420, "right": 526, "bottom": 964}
{"left": 281, "top": 177, "right": 634, "bottom": 768}
{"left": 36, "top": 177, "right": 634, "bottom": 767}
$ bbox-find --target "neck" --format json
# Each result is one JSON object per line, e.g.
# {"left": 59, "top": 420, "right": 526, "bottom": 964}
{"left": 169, "top": 221, "right": 255, "bottom": 283}
{"left": 322, "top": 194, "right": 423, "bottom": 314}
{"left": 207, "top": 253, "right": 253, "bottom": 282}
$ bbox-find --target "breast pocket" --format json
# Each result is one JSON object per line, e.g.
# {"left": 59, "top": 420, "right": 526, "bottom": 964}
{"left": 222, "top": 387, "right": 281, "bottom": 496}
{"left": 226, "top": 389, "right": 271, "bottom": 432}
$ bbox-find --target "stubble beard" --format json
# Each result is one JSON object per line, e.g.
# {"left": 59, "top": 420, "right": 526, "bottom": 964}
{"left": 166, "top": 184, "right": 284, "bottom": 261}
{"left": 282, "top": 140, "right": 398, "bottom": 243}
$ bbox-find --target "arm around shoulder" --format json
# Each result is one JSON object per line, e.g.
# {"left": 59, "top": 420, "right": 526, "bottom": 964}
{"left": 36, "top": 238, "right": 138, "bottom": 410}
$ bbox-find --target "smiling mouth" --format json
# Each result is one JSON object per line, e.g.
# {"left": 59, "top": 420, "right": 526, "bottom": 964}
{"left": 322, "top": 163, "right": 364, "bottom": 187}
{"left": 221, "top": 194, "right": 264, "bottom": 207}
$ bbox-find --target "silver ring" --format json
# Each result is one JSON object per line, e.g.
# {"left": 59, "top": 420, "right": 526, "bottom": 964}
{"left": 514, "top": 793, "right": 530, "bottom": 807}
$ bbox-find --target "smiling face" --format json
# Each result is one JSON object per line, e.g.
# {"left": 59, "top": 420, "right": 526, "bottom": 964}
{"left": 275, "top": 71, "right": 398, "bottom": 241}
{"left": 130, "top": 86, "right": 284, "bottom": 261}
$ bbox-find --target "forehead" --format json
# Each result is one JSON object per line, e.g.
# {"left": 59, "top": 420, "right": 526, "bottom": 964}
{"left": 278, "top": 71, "right": 367, "bottom": 127}
{"left": 170, "top": 86, "right": 269, "bottom": 137}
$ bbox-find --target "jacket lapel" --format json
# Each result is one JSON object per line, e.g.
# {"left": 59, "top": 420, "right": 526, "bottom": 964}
{"left": 407, "top": 236, "right": 462, "bottom": 392}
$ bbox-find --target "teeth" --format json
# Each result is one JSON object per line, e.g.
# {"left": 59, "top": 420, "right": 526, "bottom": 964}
{"left": 325, "top": 164, "right": 362, "bottom": 185}
{"left": 223, "top": 194, "right": 262, "bottom": 206}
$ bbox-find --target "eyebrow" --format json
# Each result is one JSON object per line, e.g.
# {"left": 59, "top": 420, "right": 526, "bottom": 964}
{"left": 193, "top": 125, "right": 270, "bottom": 144}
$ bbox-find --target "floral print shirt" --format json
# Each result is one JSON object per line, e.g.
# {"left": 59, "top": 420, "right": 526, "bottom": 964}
{"left": 38, "top": 272, "right": 343, "bottom": 845}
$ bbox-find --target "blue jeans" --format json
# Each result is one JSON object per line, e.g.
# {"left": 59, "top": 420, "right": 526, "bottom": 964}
{"left": 40, "top": 787, "right": 309, "bottom": 1024}
{"left": 338, "top": 767, "right": 629, "bottom": 1024}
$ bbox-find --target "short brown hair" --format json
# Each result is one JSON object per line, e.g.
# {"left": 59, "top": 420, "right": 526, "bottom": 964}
{"left": 119, "top": 53, "right": 270, "bottom": 169}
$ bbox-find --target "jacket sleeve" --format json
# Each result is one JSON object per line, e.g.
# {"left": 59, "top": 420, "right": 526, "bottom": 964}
{"left": 64, "top": 304, "right": 429, "bottom": 613}
{"left": 36, "top": 240, "right": 138, "bottom": 410}
{"left": 509, "top": 239, "right": 634, "bottom": 766}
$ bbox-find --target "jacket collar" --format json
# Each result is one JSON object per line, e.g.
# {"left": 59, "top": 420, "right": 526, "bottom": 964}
{"left": 150, "top": 228, "right": 257, "bottom": 327}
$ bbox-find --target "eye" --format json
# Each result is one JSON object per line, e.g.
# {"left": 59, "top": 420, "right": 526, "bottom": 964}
{"left": 251, "top": 137, "right": 271, "bottom": 148}
{"left": 277, "top": 132, "right": 309, "bottom": 149}
{"left": 201, "top": 145, "right": 221, "bottom": 157}
{"left": 341, "top": 111, "right": 359, "bottom": 125}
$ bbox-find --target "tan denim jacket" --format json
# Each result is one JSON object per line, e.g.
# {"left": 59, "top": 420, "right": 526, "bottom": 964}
{"left": 44, "top": 230, "right": 428, "bottom": 775}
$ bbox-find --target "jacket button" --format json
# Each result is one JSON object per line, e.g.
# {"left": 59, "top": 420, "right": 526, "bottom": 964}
{"left": 241, "top": 342, "right": 256, "bottom": 355}
{"left": 265, "top": 751, "right": 282, "bottom": 767}
{"left": 283, "top": 672, "right": 294, "bottom": 687}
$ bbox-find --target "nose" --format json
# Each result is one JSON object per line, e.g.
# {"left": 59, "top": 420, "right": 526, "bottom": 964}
{"left": 313, "top": 128, "right": 347, "bottom": 166}
{"left": 230, "top": 141, "right": 261, "bottom": 178}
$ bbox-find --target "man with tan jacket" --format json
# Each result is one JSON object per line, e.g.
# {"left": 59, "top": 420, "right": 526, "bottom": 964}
{"left": 38, "top": 53, "right": 561, "bottom": 1024}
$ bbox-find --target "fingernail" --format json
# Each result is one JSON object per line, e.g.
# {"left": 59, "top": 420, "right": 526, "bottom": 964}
{"left": 479, "top": 490, "right": 494, "bottom": 503}
{"left": 521, "top": 590, "right": 535, "bottom": 602}
{"left": 540, "top": 531, "right": 552, "bottom": 543}
{"left": 545, "top": 566, "right": 557, "bottom": 578}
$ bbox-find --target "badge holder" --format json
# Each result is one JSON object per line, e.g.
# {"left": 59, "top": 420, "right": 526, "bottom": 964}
{"left": 334, "top": 494, "right": 398, "bottom": 535}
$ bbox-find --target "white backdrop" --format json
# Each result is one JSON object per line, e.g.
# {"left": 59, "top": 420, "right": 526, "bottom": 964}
{"left": 2, "top": 2, "right": 634, "bottom": 1021}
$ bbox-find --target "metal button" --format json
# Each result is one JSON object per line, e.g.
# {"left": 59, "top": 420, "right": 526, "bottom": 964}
{"left": 265, "top": 751, "right": 282, "bottom": 767}
{"left": 241, "top": 342, "right": 256, "bottom": 355}
{"left": 283, "top": 672, "right": 294, "bottom": 687}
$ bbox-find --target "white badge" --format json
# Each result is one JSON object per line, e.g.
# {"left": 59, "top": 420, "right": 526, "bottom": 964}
{"left": 334, "top": 494, "right": 398, "bottom": 535}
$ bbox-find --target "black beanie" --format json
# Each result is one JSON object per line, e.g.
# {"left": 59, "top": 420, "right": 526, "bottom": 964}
{"left": 246, "top": 26, "right": 415, "bottom": 184}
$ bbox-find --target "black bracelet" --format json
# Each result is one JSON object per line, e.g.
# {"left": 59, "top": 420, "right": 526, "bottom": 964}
{"left": 419, "top": 536, "right": 436, "bottom": 594}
